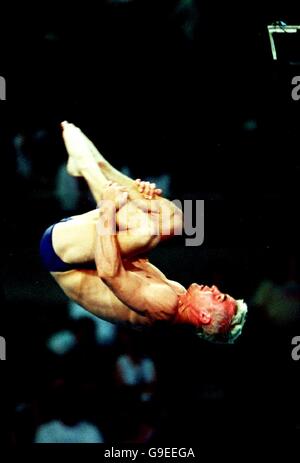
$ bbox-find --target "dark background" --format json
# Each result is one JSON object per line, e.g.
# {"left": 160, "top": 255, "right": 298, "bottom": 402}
{"left": 1, "top": 0, "right": 300, "bottom": 447}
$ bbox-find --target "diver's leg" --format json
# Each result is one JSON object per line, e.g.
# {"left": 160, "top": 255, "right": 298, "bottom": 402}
{"left": 62, "top": 122, "right": 183, "bottom": 237}
{"left": 61, "top": 122, "right": 109, "bottom": 204}
{"left": 51, "top": 208, "right": 160, "bottom": 265}
{"left": 61, "top": 122, "right": 181, "bottom": 214}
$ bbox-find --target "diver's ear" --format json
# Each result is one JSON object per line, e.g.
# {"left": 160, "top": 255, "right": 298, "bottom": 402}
{"left": 199, "top": 310, "right": 211, "bottom": 325}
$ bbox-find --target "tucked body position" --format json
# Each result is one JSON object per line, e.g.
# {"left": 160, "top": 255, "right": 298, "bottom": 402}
{"left": 40, "top": 122, "right": 247, "bottom": 343}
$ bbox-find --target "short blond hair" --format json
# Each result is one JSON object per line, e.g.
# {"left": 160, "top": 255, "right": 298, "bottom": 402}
{"left": 197, "top": 299, "right": 248, "bottom": 344}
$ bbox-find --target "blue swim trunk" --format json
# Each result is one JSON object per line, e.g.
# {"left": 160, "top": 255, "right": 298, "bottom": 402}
{"left": 40, "top": 218, "right": 96, "bottom": 272}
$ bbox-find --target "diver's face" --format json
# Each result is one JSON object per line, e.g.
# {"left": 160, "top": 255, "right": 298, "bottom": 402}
{"left": 185, "top": 283, "right": 237, "bottom": 325}
{"left": 188, "top": 283, "right": 229, "bottom": 301}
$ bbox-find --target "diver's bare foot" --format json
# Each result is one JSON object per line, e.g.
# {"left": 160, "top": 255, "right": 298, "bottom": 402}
{"left": 62, "top": 121, "right": 105, "bottom": 164}
{"left": 66, "top": 157, "right": 81, "bottom": 177}
{"left": 61, "top": 121, "right": 100, "bottom": 177}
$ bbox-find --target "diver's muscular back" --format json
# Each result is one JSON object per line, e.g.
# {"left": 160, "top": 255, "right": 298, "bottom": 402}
{"left": 52, "top": 257, "right": 183, "bottom": 326}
